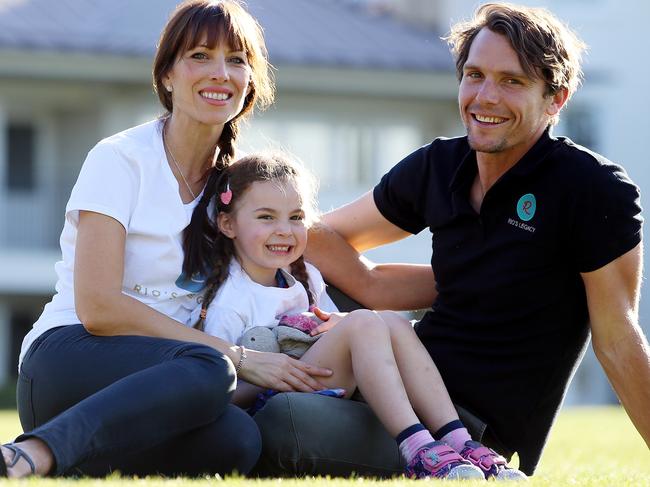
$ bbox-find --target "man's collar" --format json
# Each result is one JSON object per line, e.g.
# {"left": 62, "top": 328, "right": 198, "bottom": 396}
{"left": 449, "top": 128, "right": 557, "bottom": 191}
{"left": 449, "top": 146, "right": 477, "bottom": 191}
{"left": 508, "top": 128, "right": 557, "bottom": 178}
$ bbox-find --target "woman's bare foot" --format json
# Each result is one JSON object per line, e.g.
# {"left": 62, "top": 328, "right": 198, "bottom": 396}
{"left": 2, "top": 439, "right": 53, "bottom": 478}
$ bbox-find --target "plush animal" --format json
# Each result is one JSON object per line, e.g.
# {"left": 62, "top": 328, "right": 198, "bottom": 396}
{"left": 240, "top": 312, "right": 322, "bottom": 358}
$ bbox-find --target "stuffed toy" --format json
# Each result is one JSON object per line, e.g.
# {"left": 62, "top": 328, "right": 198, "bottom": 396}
{"left": 240, "top": 312, "right": 323, "bottom": 358}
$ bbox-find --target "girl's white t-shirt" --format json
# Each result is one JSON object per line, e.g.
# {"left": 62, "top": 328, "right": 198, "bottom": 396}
{"left": 195, "top": 259, "right": 339, "bottom": 345}
{"left": 20, "top": 119, "right": 204, "bottom": 365}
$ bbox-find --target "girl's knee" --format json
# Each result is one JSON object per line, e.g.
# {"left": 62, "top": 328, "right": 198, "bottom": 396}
{"left": 343, "top": 309, "right": 390, "bottom": 336}
{"left": 378, "top": 311, "right": 416, "bottom": 334}
{"left": 347, "top": 308, "right": 377, "bottom": 321}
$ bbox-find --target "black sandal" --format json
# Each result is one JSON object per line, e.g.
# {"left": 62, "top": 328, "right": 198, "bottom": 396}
{"left": 0, "top": 443, "right": 36, "bottom": 477}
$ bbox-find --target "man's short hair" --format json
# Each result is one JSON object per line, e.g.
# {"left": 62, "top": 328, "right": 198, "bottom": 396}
{"left": 445, "top": 3, "right": 586, "bottom": 100}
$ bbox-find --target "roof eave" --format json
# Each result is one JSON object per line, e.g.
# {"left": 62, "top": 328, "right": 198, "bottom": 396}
{"left": 0, "top": 48, "right": 151, "bottom": 83}
{"left": 276, "top": 64, "right": 457, "bottom": 99}
{"left": 0, "top": 48, "right": 457, "bottom": 99}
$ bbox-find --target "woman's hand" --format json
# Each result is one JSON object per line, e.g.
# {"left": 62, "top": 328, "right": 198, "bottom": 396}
{"left": 238, "top": 349, "right": 332, "bottom": 392}
{"left": 310, "top": 307, "right": 348, "bottom": 336}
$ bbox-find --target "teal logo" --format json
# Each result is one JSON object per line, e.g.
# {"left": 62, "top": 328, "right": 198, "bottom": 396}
{"left": 516, "top": 194, "right": 536, "bottom": 222}
{"left": 175, "top": 272, "right": 206, "bottom": 292}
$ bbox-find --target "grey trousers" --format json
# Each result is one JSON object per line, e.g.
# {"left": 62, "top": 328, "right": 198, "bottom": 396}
{"left": 252, "top": 392, "right": 496, "bottom": 478}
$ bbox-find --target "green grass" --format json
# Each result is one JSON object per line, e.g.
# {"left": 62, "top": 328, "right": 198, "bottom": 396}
{"left": 0, "top": 406, "right": 648, "bottom": 485}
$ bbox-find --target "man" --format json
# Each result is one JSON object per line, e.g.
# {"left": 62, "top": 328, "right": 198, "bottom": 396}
{"left": 254, "top": 3, "right": 650, "bottom": 476}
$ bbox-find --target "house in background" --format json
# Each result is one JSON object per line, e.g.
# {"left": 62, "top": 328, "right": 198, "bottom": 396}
{"left": 0, "top": 0, "right": 458, "bottom": 384}
{"left": 1, "top": 0, "right": 641, "bottom": 407}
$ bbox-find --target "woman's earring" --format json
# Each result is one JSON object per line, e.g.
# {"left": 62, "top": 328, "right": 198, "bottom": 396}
{"left": 166, "top": 85, "right": 173, "bottom": 92}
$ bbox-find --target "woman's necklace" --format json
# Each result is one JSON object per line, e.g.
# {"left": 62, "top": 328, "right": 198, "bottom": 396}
{"left": 162, "top": 124, "right": 197, "bottom": 201}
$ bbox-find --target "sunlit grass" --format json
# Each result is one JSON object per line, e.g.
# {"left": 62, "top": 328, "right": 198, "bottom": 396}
{"left": 0, "top": 406, "right": 648, "bottom": 485}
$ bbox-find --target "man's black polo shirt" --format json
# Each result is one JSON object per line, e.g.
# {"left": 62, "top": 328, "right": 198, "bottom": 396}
{"left": 373, "top": 130, "right": 642, "bottom": 474}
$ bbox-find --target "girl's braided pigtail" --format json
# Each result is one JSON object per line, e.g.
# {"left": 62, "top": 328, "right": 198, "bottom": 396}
{"left": 290, "top": 256, "right": 315, "bottom": 308}
{"left": 194, "top": 233, "right": 235, "bottom": 331}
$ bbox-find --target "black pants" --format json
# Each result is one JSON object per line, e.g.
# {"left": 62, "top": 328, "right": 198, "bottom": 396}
{"left": 16, "top": 325, "right": 261, "bottom": 477}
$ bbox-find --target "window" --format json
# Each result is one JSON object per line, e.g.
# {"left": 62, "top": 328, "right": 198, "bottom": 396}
{"left": 6, "top": 123, "right": 36, "bottom": 191}
{"left": 373, "top": 125, "right": 422, "bottom": 179}
{"left": 240, "top": 118, "right": 421, "bottom": 188}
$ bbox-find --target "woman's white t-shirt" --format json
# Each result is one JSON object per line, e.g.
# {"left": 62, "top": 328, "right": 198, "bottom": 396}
{"left": 20, "top": 119, "right": 204, "bottom": 365}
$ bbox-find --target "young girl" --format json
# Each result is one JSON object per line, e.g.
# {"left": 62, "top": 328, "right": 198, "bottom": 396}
{"left": 190, "top": 152, "right": 526, "bottom": 481}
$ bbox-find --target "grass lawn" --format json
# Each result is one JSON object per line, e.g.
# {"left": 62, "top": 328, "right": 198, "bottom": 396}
{"left": 0, "top": 406, "right": 647, "bottom": 485}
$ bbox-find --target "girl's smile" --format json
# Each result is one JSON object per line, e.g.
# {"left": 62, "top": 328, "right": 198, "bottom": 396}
{"left": 218, "top": 180, "right": 308, "bottom": 287}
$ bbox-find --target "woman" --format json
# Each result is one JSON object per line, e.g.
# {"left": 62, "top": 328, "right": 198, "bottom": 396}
{"left": 1, "top": 0, "right": 331, "bottom": 478}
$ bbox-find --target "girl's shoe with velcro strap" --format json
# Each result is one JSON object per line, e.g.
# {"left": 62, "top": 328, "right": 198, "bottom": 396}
{"left": 460, "top": 440, "right": 527, "bottom": 481}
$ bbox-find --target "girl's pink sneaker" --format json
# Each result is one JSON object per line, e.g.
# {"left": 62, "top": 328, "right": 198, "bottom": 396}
{"left": 405, "top": 441, "right": 484, "bottom": 480}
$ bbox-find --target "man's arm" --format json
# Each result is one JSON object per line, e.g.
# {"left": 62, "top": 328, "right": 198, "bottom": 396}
{"left": 321, "top": 191, "right": 411, "bottom": 252}
{"left": 582, "top": 242, "right": 650, "bottom": 448}
{"left": 306, "top": 192, "right": 436, "bottom": 310}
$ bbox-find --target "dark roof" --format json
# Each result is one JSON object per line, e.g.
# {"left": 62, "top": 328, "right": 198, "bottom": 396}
{"left": 0, "top": 0, "right": 452, "bottom": 71}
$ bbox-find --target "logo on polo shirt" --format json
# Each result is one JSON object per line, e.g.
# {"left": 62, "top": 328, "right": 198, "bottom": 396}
{"left": 507, "top": 193, "right": 537, "bottom": 233}
{"left": 517, "top": 193, "right": 536, "bottom": 221}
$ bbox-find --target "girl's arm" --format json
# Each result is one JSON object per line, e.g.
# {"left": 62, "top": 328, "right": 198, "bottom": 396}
{"left": 74, "top": 210, "right": 332, "bottom": 391}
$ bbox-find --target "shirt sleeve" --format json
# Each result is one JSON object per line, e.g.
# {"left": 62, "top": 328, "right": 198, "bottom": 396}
{"left": 202, "top": 306, "right": 247, "bottom": 345}
{"left": 372, "top": 144, "right": 431, "bottom": 235}
{"left": 65, "top": 140, "right": 140, "bottom": 230}
{"left": 305, "top": 262, "right": 339, "bottom": 313}
{"left": 569, "top": 160, "right": 643, "bottom": 273}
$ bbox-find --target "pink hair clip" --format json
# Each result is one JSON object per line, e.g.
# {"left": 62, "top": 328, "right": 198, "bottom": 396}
{"left": 220, "top": 182, "right": 232, "bottom": 205}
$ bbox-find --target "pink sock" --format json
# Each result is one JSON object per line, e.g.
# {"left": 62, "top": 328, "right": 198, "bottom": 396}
{"left": 399, "top": 429, "right": 435, "bottom": 463}
{"left": 440, "top": 427, "right": 472, "bottom": 452}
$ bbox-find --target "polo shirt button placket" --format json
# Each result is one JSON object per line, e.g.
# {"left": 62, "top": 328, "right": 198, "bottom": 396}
{"left": 477, "top": 212, "right": 488, "bottom": 239}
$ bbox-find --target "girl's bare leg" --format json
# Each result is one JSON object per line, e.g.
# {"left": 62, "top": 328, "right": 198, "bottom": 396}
{"left": 377, "top": 311, "right": 459, "bottom": 433}
{"left": 300, "top": 309, "right": 419, "bottom": 436}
